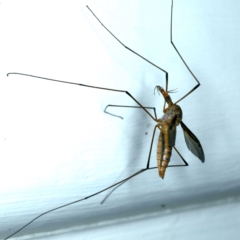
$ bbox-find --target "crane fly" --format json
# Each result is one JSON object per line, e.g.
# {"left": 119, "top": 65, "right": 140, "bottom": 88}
{"left": 5, "top": 0, "right": 204, "bottom": 239}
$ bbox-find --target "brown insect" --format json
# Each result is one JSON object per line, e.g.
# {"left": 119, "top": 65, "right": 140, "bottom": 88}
{"left": 155, "top": 86, "right": 204, "bottom": 178}
{"left": 5, "top": 0, "right": 204, "bottom": 239}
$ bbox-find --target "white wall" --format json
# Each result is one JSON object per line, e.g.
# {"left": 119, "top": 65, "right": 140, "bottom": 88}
{"left": 1, "top": 0, "right": 240, "bottom": 239}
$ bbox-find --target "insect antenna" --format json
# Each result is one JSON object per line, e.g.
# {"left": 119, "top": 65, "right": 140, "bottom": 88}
{"left": 167, "top": 88, "right": 178, "bottom": 94}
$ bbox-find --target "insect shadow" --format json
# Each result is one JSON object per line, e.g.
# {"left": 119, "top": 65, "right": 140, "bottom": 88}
{"left": 5, "top": 0, "right": 204, "bottom": 239}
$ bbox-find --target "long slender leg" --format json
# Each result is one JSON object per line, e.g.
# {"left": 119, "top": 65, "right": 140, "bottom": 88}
{"left": 101, "top": 128, "right": 189, "bottom": 203}
{"left": 146, "top": 125, "right": 158, "bottom": 169}
{"left": 170, "top": 0, "right": 200, "bottom": 104}
{"left": 101, "top": 125, "right": 158, "bottom": 203}
{"left": 100, "top": 181, "right": 126, "bottom": 204}
{"left": 87, "top": 2, "right": 201, "bottom": 107}
{"left": 100, "top": 105, "right": 157, "bottom": 203}
{"left": 86, "top": 5, "right": 169, "bottom": 102}
{"left": 4, "top": 167, "right": 157, "bottom": 240}
{"left": 168, "top": 146, "right": 189, "bottom": 167}
{"left": 7, "top": 73, "right": 158, "bottom": 122}
{"left": 104, "top": 105, "right": 157, "bottom": 120}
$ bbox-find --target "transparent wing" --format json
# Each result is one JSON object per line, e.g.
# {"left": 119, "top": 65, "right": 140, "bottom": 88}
{"left": 180, "top": 121, "right": 205, "bottom": 162}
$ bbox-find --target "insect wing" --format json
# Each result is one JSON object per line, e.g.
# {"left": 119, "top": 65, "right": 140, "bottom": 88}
{"left": 180, "top": 121, "right": 205, "bottom": 162}
{"left": 169, "top": 125, "right": 177, "bottom": 147}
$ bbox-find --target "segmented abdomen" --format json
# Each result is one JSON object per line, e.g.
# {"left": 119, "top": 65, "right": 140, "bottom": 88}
{"left": 157, "top": 129, "right": 172, "bottom": 179}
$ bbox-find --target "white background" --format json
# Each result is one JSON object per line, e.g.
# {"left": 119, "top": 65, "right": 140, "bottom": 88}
{"left": 1, "top": 0, "right": 240, "bottom": 239}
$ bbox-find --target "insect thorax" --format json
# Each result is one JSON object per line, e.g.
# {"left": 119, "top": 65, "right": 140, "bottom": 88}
{"left": 160, "top": 104, "right": 183, "bottom": 127}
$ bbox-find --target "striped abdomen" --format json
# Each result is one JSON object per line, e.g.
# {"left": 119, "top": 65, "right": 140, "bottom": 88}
{"left": 157, "top": 128, "right": 172, "bottom": 179}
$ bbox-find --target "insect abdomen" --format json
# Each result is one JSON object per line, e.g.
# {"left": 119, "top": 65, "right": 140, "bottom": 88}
{"left": 157, "top": 130, "right": 172, "bottom": 179}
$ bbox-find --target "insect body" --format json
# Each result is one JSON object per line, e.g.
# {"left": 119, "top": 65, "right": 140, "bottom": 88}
{"left": 156, "top": 87, "right": 183, "bottom": 178}
{"left": 151, "top": 86, "right": 203, "bottom": 179}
